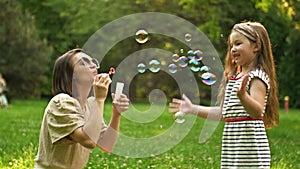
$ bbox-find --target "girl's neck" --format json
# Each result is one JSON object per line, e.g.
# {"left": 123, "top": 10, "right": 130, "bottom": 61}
{"left": 245, "top": 57, "right": 258, "bottom": 72}
{"left": 240, "top": 62, "right": 257, "bottom": 75}
{"left": 234, "top": 66, "right": 255, "bottom": 79}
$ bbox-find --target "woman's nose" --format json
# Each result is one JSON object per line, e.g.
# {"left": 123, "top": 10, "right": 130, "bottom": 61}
{"left": 90, "top": 63, "right": 97, "bottom": 69}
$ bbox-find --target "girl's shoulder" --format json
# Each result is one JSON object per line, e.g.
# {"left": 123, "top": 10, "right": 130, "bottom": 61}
{"left": 247, "top": 69, "right": 270, "bottom": 91}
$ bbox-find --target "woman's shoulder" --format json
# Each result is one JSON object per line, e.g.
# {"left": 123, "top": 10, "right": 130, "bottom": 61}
{"left": 49, "top": 93, "right": 81, "bottom": 111}
{"left": 51, "top": 93, "right": 76, "bottom": 102}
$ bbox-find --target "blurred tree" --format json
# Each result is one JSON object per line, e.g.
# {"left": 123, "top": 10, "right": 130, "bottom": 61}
{"left": 17, "top": 0, "right": 299, "bottom": 107}
{"left": 277, "top": 0, "right": 300, "bottom": 107}
{"left": 172, "top": 0, "right": 294, "bottom": 107}
{"left": 0, "top": 0, "right": 52, "bottom": 99}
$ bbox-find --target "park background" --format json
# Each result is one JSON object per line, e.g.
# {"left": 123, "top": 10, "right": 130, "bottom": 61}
{"left": 0, "top": 0, "right": 299, "bottom": 168}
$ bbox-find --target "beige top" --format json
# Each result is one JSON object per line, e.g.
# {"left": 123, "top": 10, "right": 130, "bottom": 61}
{"left": 34, "top": 93, "right": 107, "bottom": 169}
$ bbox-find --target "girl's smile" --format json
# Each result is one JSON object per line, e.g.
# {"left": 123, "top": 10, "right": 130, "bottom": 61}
{"left": 229, "top": 31, "right": 259, "bottom": 71}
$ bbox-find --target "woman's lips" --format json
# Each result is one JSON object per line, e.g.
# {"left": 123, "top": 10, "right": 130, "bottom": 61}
{"left": 93, "top": 70, "right": 98, "bottom": 75}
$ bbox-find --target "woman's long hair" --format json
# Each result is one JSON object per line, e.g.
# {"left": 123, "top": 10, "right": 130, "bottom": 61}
{"left": 52, "top": 48, "right": 83, "bottom": 96}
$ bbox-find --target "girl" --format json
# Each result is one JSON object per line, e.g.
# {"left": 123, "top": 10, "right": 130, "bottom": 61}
{"left": 35, "top": 49, "right": 129, "bottom": 169}
{"left": 169, "top": 21, "right": 279, "bottom": 168}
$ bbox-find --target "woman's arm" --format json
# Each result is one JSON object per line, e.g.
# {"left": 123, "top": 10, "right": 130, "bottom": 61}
{"left": 109, "top": 94, "right": 129, "bottom": 131}
{"left": 69, "top": 127, "right": 97, "bottom": 149}
{"left": 69, "top": 99, "right": 105, "bottom": 149}
{"left": 70, "top": 74, "right": 112, "bottom": 149}
{"left": 97, "top": 94, "right": 129, "bottom": 152}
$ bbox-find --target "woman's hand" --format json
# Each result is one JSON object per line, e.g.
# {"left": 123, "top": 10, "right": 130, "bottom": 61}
{"left": 93, "top": 74, "right": 112, "bottom": 101}
{"left": 112, "top": 93, "right": 129, "bottom": 115}
{"left": 169, "top": 94, "right": 194, "bottom": 114}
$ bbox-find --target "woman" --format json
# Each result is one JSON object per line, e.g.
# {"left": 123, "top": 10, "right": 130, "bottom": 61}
{"left": 0, "top": 73, "right": 8, "bottom": 108}
{"left": 34, "top": 48, "right": 129, "bottom": 169}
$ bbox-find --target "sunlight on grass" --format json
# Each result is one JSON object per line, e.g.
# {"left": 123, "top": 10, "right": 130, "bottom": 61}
{"left": 0, "top": 143, "right": 36, "bottom": 169}
{"left": 0, "top": 100, "right": 299, "bottom": 168}
{"left": 271, "top": 158, "right": 290, "bottom": 169}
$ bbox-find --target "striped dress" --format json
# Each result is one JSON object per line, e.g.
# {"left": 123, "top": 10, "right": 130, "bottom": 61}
{"left": 221, "top": 69, "right": 271, "bottom": 169}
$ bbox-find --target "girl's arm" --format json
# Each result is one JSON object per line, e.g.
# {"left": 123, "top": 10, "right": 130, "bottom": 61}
{"left": 169, "top": 94, "right": 223, "bottom": 121}
{"left": 237, "top": 74, "right": 267, "bottom": 118}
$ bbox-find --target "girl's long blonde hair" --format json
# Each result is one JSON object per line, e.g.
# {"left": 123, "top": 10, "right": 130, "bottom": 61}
{"left": 218, "top": 21, "right": 279, "bottom": 129}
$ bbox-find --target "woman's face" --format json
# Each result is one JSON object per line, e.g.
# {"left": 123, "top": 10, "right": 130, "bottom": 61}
{"left": 72, "top": 52, "right": 98, "bottom": 86}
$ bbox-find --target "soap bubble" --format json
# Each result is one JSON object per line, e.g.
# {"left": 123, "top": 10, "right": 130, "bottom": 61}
{"left": 187, "top": 50, "right": 195, "bottom": 60}
{"left": 180, "top": 49, "right": 184, "bottom": 54}
{"left": 173, "top": 111, "right": 185, "bottom": 123}
{"left": 189, "top": 59, "right": 201, "bottom": 72}
{"left": 184, "top": 33, "right": 192, "bottom": 42}
{"left": 82, "top": 12, "right": 224, "bottom": 158}
{"left": 137, "top": 63, "right": 146, "bottom": 73}
{"left": 200, "top": 65, "right": 210, "bottom": 73}
{"left": 178, "top": 56, "right": 188, "bottom": 67}
{"left": 201, "top": 72, "right": 217, "bottom": 85}
{"left": 172, "top": 54, "right": 180, "bottom": 62}
{"left": 194, "top": 50, "right": 203, "bottom": 61}
{"left": 149, "top": 59, "right": 161, "bottom": 73}
{"left": 135, "top": 29, "right": 149, "bottom": 44}
{"left": 168, "top": 63, "right": 177, "bottom": 73}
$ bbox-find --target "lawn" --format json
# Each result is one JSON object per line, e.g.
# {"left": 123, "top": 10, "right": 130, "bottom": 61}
{"left": 0, "top": 99, "right": 299, "bottom": 169}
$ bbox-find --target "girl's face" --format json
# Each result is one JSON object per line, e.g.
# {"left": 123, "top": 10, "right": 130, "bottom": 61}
{"left": 229, "top": 31, "right": 259, "bottom": 69}
{"left": 72, "top": 52, "right": 98, "bottom": 86}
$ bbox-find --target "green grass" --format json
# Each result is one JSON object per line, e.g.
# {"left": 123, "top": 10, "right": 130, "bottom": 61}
{"left": 0, "top": 100, "right": 299, "bottom": 169}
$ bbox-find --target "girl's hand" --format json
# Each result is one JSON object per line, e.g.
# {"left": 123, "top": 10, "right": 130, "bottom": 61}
{"left": 169, "top": 94, "right": 193, "bottom": 114}
{"left": 93, "top": 74, "right": 112, "bottom": 101}
{"left": 112, "top": 93, "right": 129, "bottom": 114}
{"left": 237, "top": 74, "right": 249, "bottom": 99}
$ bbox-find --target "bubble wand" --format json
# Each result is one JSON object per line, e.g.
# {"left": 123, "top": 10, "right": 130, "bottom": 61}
{"left": 108, "top": 67, "right": 115, "bottom": 75}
